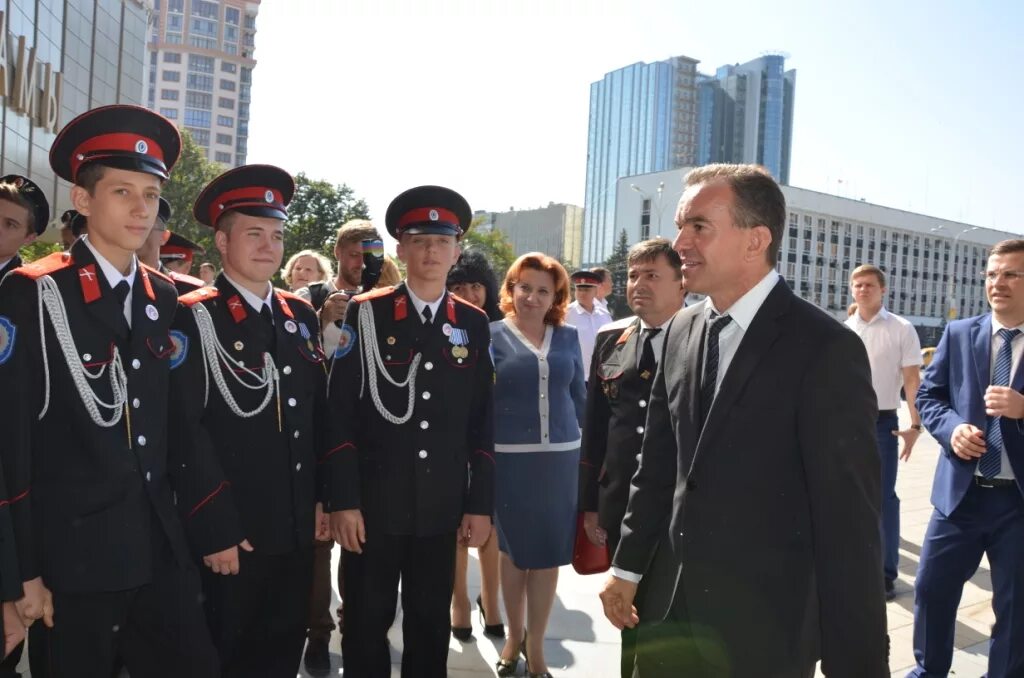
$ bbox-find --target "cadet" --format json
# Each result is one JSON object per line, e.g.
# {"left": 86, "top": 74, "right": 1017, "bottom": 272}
{"left": 167, "top": 164, "right": 327, "bottom": 677}
{"left": 160, "top": 229, "right": 204, "bottom": 277}
{"left": 0, "top": 176, "right": 48, "bottom": 281}
{"left": 136, "top": 197, "right": 204, "bottom": 294}
{"left": 0, "top": 104, "right": 218, "bottom": 677}
{"left": 327, "top": 186, "right": 495, "bottom": 677}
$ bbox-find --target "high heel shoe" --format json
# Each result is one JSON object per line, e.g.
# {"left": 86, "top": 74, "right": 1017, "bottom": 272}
{"left": 494, "top": 646, "right": 521, "bottom": 677}
{"left": 451, "top": 624, "right": 473, "bottom": 642}
{"left": 477, "top": 594, "right": 505, "bottom": 638}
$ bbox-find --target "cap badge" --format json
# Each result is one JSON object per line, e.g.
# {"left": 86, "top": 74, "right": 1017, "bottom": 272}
{"left": 428, "top": 209, "right": 439, "bottom": 221}
{"left": 264, "top": 190, "right": 274, "bottom": 203}
{"left": 135, "top": 139, "right": 148, "bottom": 154}
{"left": 13, "top": 177, "right": 24, "bottom": 188}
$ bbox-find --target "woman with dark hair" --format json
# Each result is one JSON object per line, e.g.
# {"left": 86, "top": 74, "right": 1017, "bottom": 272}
{"left": 445, "top": 248, "right": 506, "bottom": 643}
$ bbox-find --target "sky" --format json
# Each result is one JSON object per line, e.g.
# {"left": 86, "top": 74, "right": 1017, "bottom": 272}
{"left": 246, "top": 0, "right": 1024, "bottom": 246}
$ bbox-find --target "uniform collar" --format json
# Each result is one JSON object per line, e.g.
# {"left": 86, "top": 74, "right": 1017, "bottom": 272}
{"left": 222, "top": 271, "right": 273, "bottom": 312}
{"left": 639, "top": 316, "right": 673, "bottom": 333}
{"left": 82, "top": 234, "right": 137, "bottom": 290}
{"left": 405, "top": 282, "right": 445, "bottom": 322}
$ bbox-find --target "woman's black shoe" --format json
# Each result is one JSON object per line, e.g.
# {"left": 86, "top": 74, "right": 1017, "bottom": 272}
{"left": 451, "top": 625, "right": 474, "bottom": 642}
{"left": 477, "top": 594, "right": 506, "bottom": 638}
{"left": 495, "top": 652, "right": 519, "bottom": 677}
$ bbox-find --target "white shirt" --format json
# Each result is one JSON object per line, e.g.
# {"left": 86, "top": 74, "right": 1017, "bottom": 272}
{"left": 596, "top": 297, "right": 609, "bottom": 313}
{"left": 405, "top": 283, "right": 444, "bottom": 324}
{"left": 222, "top": 272, "right": 274, "bottom": 318}
{"left": 846, "top": 307, "right": 923, "bottom": 410}
{"left": 983, "top": 318, "right": 1024, "bottom": 481}
{"left": 567, "top": 300, "right": 612, "bottom": 373}
{"left": 83, "top": 235, "right": 137, "bottom": 328}
{"left": 612, "top": 269, "right": 780, "bottom": 584}
{"left": 636, "top": 316, "right": 673, "bottom": 370}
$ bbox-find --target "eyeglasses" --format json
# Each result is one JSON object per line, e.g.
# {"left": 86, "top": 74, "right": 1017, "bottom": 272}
{"left": 983, "top": 270, "right": 1024, "bottom": 283}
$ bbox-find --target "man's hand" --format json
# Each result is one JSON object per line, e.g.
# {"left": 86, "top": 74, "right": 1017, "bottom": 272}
{"left": 331, "top": 509, "right": 366, "bottom": 553}
{"left": 15, "top": 577, "right": 53, "bottom": 629}
{"left": 458, "top": 514, "right": 491, "bottom": 548}
{"left": 950, "top": 423, "right": 986, "bottom": 460}
{"left": 202, "top": 539, "right": 254, "bottom": 575}
{"left": 314, "top": 502, "right": 331, "bottom": 542}
{"left": 599, "top": 575, "right": 639, "bottom": 630}
{"left": 985, "top": 385, "right": 1024, "bottom": 419}
{"left": 583, "top": 511, "right": 607, "bottom": 547}
{"left": 893, "top": 427, "right": 922, "bottom": 461}
{"left": 319, "top": 292, "right": 351, "bottom": 327}
{"left": 2, "top": 601, "right": 25, "bottom": 657}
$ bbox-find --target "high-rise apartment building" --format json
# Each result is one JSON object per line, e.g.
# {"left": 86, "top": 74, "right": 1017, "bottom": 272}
{"left": 479, "top": 204, "right": 584, "bottom": 269}
{"left": 583, "top": 53, "right": 795, "bottom": 265}
{"left": 146, "top": 0, "right": 259, "bottom": 167}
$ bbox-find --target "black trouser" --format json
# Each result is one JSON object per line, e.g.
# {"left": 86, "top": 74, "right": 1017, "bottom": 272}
{"left": 0, "top": 623, "right": 51, "bottom": 678}
{"left": 201, "top": 546, "right": 313, "bottom": 678}
{"left": 342, "top": 532, "right": 456, "bottom": 678}
{"left": 307, "top": 538, "right": 338, "bottom": 642}
{"left": 30, "top": 560, "right": 218, "bottom": 678}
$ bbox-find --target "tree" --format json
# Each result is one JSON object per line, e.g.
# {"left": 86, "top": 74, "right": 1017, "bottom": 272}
{"left": 603, "top": 229, "right": 630, "bottom": 319}
{"left": 19, "top": 240, "right": 62, "bottom": 263}
{"left": 285, "top": 173, "right": 370, "bottom": 261}
{"left": 161, "top": 129, "right": 223, "bottom": 268}
{"left": 462, "top": 218, "right": 515, "bottom": 278}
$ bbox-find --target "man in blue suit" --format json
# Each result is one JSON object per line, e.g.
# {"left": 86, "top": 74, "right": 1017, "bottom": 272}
{"left": 913, "top": 238, "right": 1024, "bottom": 677}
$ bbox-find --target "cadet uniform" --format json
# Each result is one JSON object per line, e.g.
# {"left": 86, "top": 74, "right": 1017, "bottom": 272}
{"left": 167, "top": 164, "right": 326, "bottom": 677}
{"left": 579, "top": 314, "right": 670, "bottom": 678}
{"left": 159, "top": 230, "right": 205, "bottom": 294}
{"left": 0, "top": 175, "right": 50, "bottom": 281}
{"left": 0, "top": 105, "right": 218, "bottom": 678}
{"left": 325, "top": 186, "right": 494, "bottom": 678}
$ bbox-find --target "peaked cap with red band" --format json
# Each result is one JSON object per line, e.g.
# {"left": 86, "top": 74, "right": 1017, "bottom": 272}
{"left": 50, "top": 105, "right": 181, "bottom": 182}
{"left": 160, "top": 232, "right": 205, "bottom": 262}
{"left": 156, "top": 197, "right": 172, "bottom": 228}
{"left": 384, "top": 185, "right": 472, "bottom": 240}
{"left": 193, "top": 164, "right": 294, "bottom": 229}
{"left": 0, "top": 174, "right": 51, "bottom": 235}
{"left": 570, "top": 270, "right": 602, "bottom": 287}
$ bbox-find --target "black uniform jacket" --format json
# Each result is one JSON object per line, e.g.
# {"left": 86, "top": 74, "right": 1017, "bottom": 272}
{"left": 169, "top": 270, "right": 204, "bottom": 295}
{"left": 0, "top": 242, "right": 192, "bottom": 593}
{"left": 168, "top": 274, "right": 326, "bottom": 559}
{"left": 0, "top": 255, "right": 22, "bottom": 283}
{"left": 323, "top": 283, "right": 495, "bottom": 537}
{"left": 579, "top": 316, "right": 656, "bottom": 552}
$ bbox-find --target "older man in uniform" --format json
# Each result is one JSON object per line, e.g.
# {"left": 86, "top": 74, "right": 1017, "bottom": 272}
{"left": 0, "top": 105, "right": 219, "bottom": 678}
{"left": 567, "top": 269, "right": 612, "bottom": 378}
{"left": 326, "top": 186, "right": 494, "bottom": 677}
{"left": 167, "top": 164, "right": 327, "bottom": 677}
{"left": 580, "top": 239, "right": 685, "bottom": 678}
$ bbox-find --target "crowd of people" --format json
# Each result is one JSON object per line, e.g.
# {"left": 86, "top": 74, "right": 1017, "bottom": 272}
{"left": 0, "top": 103, "right": 1020, "bottom": 678}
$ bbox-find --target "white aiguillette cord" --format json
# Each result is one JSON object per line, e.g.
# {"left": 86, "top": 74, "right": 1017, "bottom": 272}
{"left": 358, "top": 300, "right": 420, "bottom": 425}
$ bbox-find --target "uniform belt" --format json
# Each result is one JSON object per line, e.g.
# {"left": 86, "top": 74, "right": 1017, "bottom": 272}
{"left": 878, "top": 409, "right": 897, "bottom": 418}
{"left": 974, "top": 476, "right": 1016, "bottom": 489}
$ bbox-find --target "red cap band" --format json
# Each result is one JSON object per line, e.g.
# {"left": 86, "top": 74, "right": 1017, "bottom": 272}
{"left": 71, "top": 133, "right": 164, "bottom": 180}
{"left": 397, "top": 207, "right": 460, "bottom": 231}
{"left": 209, "top": 186, "right": 285, "bottom": 227}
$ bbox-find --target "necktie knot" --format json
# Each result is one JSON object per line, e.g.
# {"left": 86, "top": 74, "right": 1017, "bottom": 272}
{"left": 998, "top": 328, "right": 1020, "bottom": 344}
{"left": 259, "top": 304, "right": 274, "bottom": 326}
{"left": 422, "top": 305, "right": 433, "bottom": 324}
{"left": 113, "top": 280, "right": 131, "bottom": 307}
{"left": 707, "top": 313, "right": 732, "bottom": 337}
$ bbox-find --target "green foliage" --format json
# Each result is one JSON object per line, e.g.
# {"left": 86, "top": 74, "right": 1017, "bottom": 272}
{"left": 603, "top": 229, "right": 631, "bottom": 319}
{"left": 161, "top": 129, "right": 223, "bottom": 269}
{"left": 20, "top": 239, "right": 63, "bottom": 263}
{"left": 285, "top": 173, "right": 370, "bottom": 261}
{"left": 462, "top": 219, "right": 515, "bottom": 279}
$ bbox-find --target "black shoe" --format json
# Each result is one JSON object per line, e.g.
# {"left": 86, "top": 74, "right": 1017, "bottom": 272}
{"left": 303, "top": 637, "right": 331, "bottom": 677}
{"left": 451, "top": 624, "right": 474, "bottom": 642}
{"left": 477, "top": 594, "right": 506, "bottom": 638}
{"left": 884, "top": 578, "right": 896, "bottom": 602}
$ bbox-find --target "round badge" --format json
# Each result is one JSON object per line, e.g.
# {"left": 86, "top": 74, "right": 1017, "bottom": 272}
{"left": 145, "top": 304, "right": 159, "bottom": 321}
{"left": 442, "top": 323, "right": 452, "bottom": 337}
{"left": 264, "top": 190, "right": 274, "bottom": 203}
{"left": 233, "top": 341, "right": 244, "bottom": 351}
{"left": 428, "top": 209, "right": 439, "bottom": 221}
{"left": 135, "top": 139, "right": 148, "bottom": 154}
{"left": 284, "top": 320, "right": 298, "bottom": 334}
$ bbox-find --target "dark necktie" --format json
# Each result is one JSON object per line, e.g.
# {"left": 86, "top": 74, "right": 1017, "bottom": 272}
{"left": 638, "top": 328, "right": 662, "bottom": 380}
{"left": 981, "top": 327, "right": 1020, "bottom": 478}
{"left": 259, "top": 303, "right": 276, "bottom": 350}
{"left": 700, "top": 312, "right": 733, "bottom": 426}
{"left": 113, "top": 280, "right": 131, "bottom": 334}
{"left": 422, "top": 305, "right": 433, "bottom": 325}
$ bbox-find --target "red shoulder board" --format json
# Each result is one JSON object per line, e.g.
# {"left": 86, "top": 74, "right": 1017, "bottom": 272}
{"left": 142, "top": 263, "right": 173, "bottom": 284}
{"left": 450, "top": 293, "right": 488, "bottom": 319}
{"left": 353, "top": 286, "right": 395, "bottom": 303}
{"left": 275, "top": 288, "right": 314, "bottom": 310}
{"left": 171, "top": 271, "right": 205, "bottom": 288}
{"left": 616, "top": 324, "right": 637, "bottom": 345}
{"left": 13, "top": 252, "right": 73, "bottom": 280}
{"left": 179, "top": 286, "right": 219, "bottom": 306}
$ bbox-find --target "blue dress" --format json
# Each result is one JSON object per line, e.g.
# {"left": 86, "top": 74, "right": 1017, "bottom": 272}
{"left": 490, "top": 319, "right": 587, "bottom": 569}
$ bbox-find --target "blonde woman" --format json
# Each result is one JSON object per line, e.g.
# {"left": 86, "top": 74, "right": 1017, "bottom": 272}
{"left": 281, "top": 249, "right": 333, "bottom": 291}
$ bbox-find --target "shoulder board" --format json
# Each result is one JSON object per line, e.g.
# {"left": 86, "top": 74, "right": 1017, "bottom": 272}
{"left": 275, "top": 288, "right": 315, "bottom": 310}
{"left": 171, "top": 271, "right": 205, "bottom": 288}
{"left": 450, "top": 293, "right": 488, "bottom": 319}
{"left": 179, "top": 286, "right": 219, "bottom": 306}
{"left": 353, "top": 286, "right": 395, "bottom": 303}
{"left": 142, "top": 263, "right": 173, "bottom": 284}
{"left": 598, "top": 316, "right": 637, "bottom": 335}
{"left": 12, "top": 252, "right": 73, "bottom": 280}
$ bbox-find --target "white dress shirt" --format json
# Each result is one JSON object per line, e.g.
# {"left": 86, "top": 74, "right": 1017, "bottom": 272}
{"left": 83, "top": 235, "right": 137, "bottom": 328}
{"left": 983, "top": 317, "right": 1024, "bottom": 481}
{"left": 635, "top": 317, "right": 673, "bottom": 369}
{"left": 406, "top": 284, "right": 444, "bottom": 324}
{"left": 845, "top": 307, "right": 922, "bottom": 410}
{"left": 222, "top": 272, "right": 274, "bottom": 317}
{"left": 567, "top": 300, "right": 612, "bottom": 373}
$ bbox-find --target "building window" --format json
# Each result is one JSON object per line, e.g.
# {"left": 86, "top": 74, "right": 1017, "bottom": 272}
{"left": 185, "top": 92, "right": 212, "bottom": 109}
{"left": 215, "top": 151, "right": 232, "bottom": 163}
{"left": 216, "top": 115, "right": 235, "bottom": 127}
{"left": 221, "top": 62, "right": 238, "bottom": 73}
{"left": 218, "top": 97, "right": 235, "bottom": 109}
{"left": 220, "top": 79, "right": 236, "bottom": 91}
{"left": 185, "top": 109, "right": 212, "bottom": 128}
{"left": 187, "top": 128, "right": 210, "bottom": 146}
{"left": 165, "top": 33, "right": 182, "bottom": 44}
{"left": 190, "top": 36, "right": 219, "bottom": 50}
{"left": 192, "top": 0, "right": 219, "bottom": 19}
{"left": 215, "top": 133, "right": 233, "bottom": 145}
{"left": 226, "top": 7, "right": 241, "bottom": 24}
{"left": 168, "top": 0, "right": 183, "bottom": 11}
{"left": 160, "top": 108, "right": 178, "bottom": 119}
{"left": 161, "top": 89, "right": 179, "bottom": 100}
{"left": 189, "top": 55, "right": 215, "bottom": 73}
{"left": 163, "top": 52, "right": 181, "bottom": 63}
{"left": 187, "top": 74, "right": 214, "bottom": 91}
{"left": 162, "top": 71, "right": 181, "bottom": 82}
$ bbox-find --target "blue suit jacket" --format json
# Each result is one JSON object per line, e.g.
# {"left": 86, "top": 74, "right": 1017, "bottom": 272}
{"left": 917, "top": 313, "right": 1024, "bottom": 516}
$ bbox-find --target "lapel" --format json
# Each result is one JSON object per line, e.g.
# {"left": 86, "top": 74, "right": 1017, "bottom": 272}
{"left": 71, "top": 239, "right": 129, "bottom": 341}
{"left": 619, "top": 318, "right": 642, "bottom": 378}
{"left": 0, "top": 255, "right": 21, "bottom": 280}
{"left": 695, "top": 280, "right": 789, "bottom": 453}
{"left": 129, "top": 266, "right": 164, "bottom": 355}
{"left": 271, "top": 289, "right": 299, "bottom": 354}
{"left": 215, "top": 274, "right": 271, "bottom": 350}
{"left": 971, "top": 315, "right": 992, "bottom": 398}
{"left": 676, "top": 306, "right": 707, "bottom": 474}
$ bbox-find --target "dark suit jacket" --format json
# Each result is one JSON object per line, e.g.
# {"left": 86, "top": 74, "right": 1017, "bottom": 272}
{"left": 917, "top": 313, "right": 1024, "bottom": 516}
{"left": 614, "top": 278, "right": 888, "bottom": 677}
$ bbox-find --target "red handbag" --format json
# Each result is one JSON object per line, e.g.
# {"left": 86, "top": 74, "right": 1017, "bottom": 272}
{"left": 572, "top": 513, "right": 610, "bottom": 575}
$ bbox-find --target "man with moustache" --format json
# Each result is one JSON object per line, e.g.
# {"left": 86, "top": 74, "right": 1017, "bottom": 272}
{"left": 580, "top": 238, "right": 685, "bottom": 678}
{"left": 599, "top": 164, "right": 887, "bottom": 677}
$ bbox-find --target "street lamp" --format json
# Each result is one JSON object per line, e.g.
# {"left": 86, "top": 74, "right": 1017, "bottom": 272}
{"left": 630, "top": 181, "right": 666, "bottom": 237}
{"left": 945, "top": 226, "right": 979, "bottom": 322}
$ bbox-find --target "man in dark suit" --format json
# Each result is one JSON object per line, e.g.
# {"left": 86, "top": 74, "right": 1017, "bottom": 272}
{"left": 910, "top": 239, "right": 1024, "bottom": 678}
{"left": 600, "top": 164, "right": 888, "bottom": 677}
{"left": 326, "top": 185, "right": 494, "bottom": 678}
{"left": 580, "top": 238, "right": 685, "bottom": 677}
